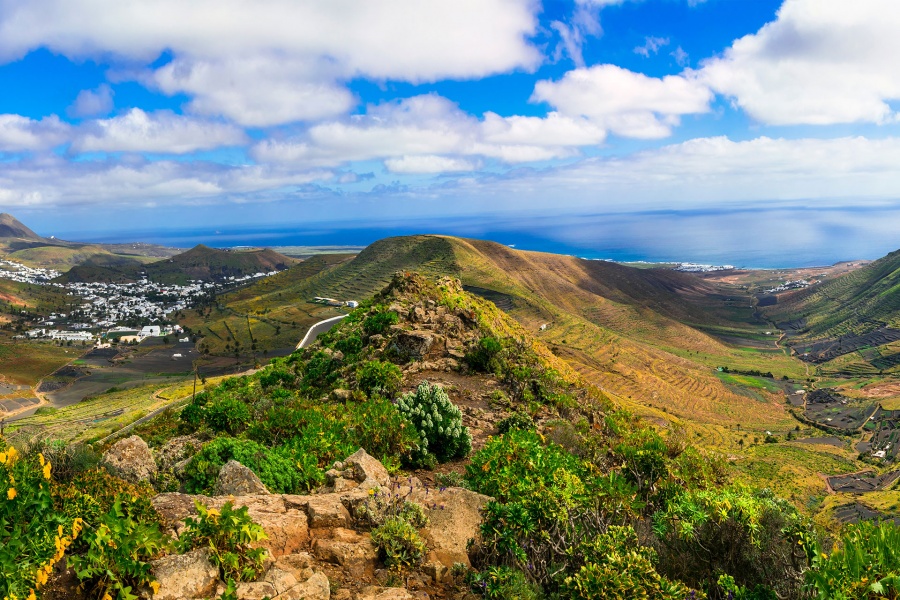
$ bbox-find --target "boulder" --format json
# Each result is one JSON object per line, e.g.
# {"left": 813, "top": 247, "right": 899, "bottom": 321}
{"left": 344, "top": 448, "right": 390, "bottom": 488}
{"left": 214, "top": 460, "right": 269, "bottom": 496}
{"left": 101, "top": 435, "right": 157, "bottom": 483}
{"left": 408, "top": 486, "right": 492, "bottom": 568}
{"left": 154, "top": 434, "right": 203, "bottom": 472}
{"left": 278, "top": 572, "right": 330, "bottom": 600}
{"left": 356, "top": 587, "right": 414, "bottom": 600}
{"left": 392, "top": 330, "right": 434, "bottom": 361}
{"left": 145, "top": 549, "right": 218, "bottom": 600}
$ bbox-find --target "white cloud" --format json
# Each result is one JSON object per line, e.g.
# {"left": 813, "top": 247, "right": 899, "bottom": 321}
{"left": 69, "top": 84, "right": 114, "bottom": 118}
{"left": 0, "top": 155, "right": 330, "bottom": 208}
{"left": 0, "top": 0, "right": 541, "bottom": 126}
{"left": 0, "top": 114, "right": 69, "bottom": 151}
{"left": 700, "top": 0, "right": 900, "bottom": 125}
{"left": 532, "top": 64, "right": 712, "bottom": 138}
{"left": 253, "top": 94, "right": 607, "bottom": 171}
{"left": 72, "top": 109, "right": 247, "bottom": 154}
{"left": 634, "top": 36, "right": 669, "bottom": 57}
{"left": 151, "top": 56, "right": 356, "bottom": 127}
{"left": 385, "top": 155, "right": 479, "bottom": 173}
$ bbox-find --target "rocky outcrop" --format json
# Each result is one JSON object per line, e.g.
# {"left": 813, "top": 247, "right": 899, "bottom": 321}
{"left": 102, "top": 435, "right": 157, "bottom": 483}
{"left": 324, "top": 448, "right": 391, "bottom": 492}
{"left": 214, "top": 459, "right": 269, "bottom": 496}
{"left": 145, "top": 549, "right": 218, "bottom": 600}
{"left": 391, "top": 330, "right": 436, "bottom": 361}
{"left": 409, "top": 484, "right": 492, "bottom": 568}
{"left": 356, "top": 587, "right": 414, "bottom": 600}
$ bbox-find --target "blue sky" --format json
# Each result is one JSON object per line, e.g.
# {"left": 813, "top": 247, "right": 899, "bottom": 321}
{"left": 2, "top": 0, "right": 900, "bottom": 265}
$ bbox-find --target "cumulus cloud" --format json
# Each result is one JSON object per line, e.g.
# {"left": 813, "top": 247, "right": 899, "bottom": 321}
{"left": 69, "top": 84, "right": 114, "bottom": 118}
{"left": 532, "top": 64, "right": 712, "bottom": 138}
{"left": 700, "top": 0, "right": 900, "bottom": 125}
{"left": 0, "top": 155, "right": 331, "bottom": 208}
{"left": 253, "top": 94, "right": 608, "bottom": 171}
{"left": 0, "top": 114, "right": 69, "bottom": 151}
{"left": 385, "top": 155, "right": 480, "bottom": 173}
{"left": 72, "top": 109, "right": 248, "bottom": 154}
{"left": 0, "top": 0, "right": 541, "bottom": 126}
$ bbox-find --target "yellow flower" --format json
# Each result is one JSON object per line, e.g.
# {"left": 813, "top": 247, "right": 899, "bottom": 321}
{"left": 38, "top": 453, "right": 45, "bottom": 467}
{"left": 7, "top": 487, "right": 16, "bottom": 500}
{"left": 26, "top": 591, "right": 36, "bottom": 600}
{"left": 0, "top": 451, "right": 6, "bottom": 464}
{"left": 43, "top": 461, "right": 51, "bottom": 480}
{"left": 150, "top": 581, "right": 161, "bottom": 595}
{"left": 102, "top": 593, "right": 112, "bottom": 600}
{"left": 58, "top": 525, "right": 64, "bottom": 537}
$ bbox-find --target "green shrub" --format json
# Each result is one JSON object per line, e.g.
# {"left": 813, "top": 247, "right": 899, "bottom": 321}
{"left": 652, "top": 486, "right": 809, "bottom": 599}
{"left": 371, "top": 516, "right": 427, "bottom": 568}
{"left": 204, "top": 396, "right": 251, "bottom": 435}
{"left": 25, "top": 438, "right": 100, "bottom": 483}
{"left": 68, "top": 498, "right": 169, "bottom": 600}
{"left": 560, "top": 526, "right": 696, "bottom": 600}
{"left": 496, "top": 412, "right": 534, "bottom": 435}
{"left": 353, "top": 489, "right": 428, "bottom": 531}
{"left": 467, "top": 566, "right": 539, "bottom": 600}
{"left": 1, "top": 444, "right": 77, "bottom": 600}
{"left": 363, "top": 307, "right": 399, "bottom": 336}
{"left": 465, "top": 336, "right": 504, "bottom": 373}
{"left": 805, "top": 520, "right": 900, "bottom": 599}
{"left": 343, "top": 398, "right": 421, "bottom": 461}
{"left": 183, "top": 437, "right": 302, "bottom": 494}
{"left": 176, "top": 500, "right": 267, "bottom": 584}
{"left": 300, "top": 350, "right": 342, "bottom": 393}
{"left": 357, "top": 360, "right": 402, "bottom": 398}
{"left": 396, "top": 381, "right": 471, "bottom": 464}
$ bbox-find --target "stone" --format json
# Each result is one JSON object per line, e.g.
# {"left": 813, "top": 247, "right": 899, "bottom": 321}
{"left": 214, "top": 460, "right": 269, "bottom": 496}
{"left": 304, "top": 494, "right": 352, "bottom": 528}
{"left": 391, "top": 330, "right": 435, "bottom": 361}
{"left": 409, "top": 487, "right": 492, "bottom": 568}
{"left": 313, "top": 535, "right": 378, "bottom": 572}
{"left": 235, "top": 582, "right": 277, "bottom": 600}
{"left": 262, "top": 566, "right": 299, "bottom": 596}
{"left": 344, "top": 448, "right": 390, "bottom": 488}
{"left": 101, "top": 435, "right": 157, "bottom": 483}
{"left": 145, "top": 549, "right": 218, "bottom": 600}
{"left": 273, "top": 553, "right": 315, "bottom": 583}
{"left": 356, "top": 587, "right": 414, "bottom": 600}
{"left": 331, "top": 388, "right": 351, "bottom": 402}
{"left": 276, "top": 572, "right": 331, "bottom": 600}
{"left": 155, "top": 434, "right": 203, "bottom": 471}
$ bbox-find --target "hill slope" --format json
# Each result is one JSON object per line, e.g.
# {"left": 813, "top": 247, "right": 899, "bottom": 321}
{"left": 764, "top": 249, "right": 900, "bottom": 370}
{"left": 0, "top": 213, "right": 40, "bottom": 240}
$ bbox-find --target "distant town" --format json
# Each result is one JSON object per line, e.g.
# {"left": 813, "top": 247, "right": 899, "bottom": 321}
{"left": 0, "top": 258, "right": 279, "bottom": 344}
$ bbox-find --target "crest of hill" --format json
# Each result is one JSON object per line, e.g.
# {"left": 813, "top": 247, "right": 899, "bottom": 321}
{"left": 766, "top": 248, "right": 900, "bottom": 341}
{"left": 58, "top": 244, "right": 299, "bottom": 284}
{"left": 0, "top": 213, "right": 41, "bottom": 240}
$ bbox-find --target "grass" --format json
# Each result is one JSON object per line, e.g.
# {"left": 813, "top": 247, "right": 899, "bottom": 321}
{"left": 0, "top": 340, "right": 78, "bottom": 386}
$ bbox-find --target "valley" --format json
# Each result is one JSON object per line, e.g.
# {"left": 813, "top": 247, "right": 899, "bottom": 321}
{"left": 3, "top": 220, "right": 900, "bottom": 534}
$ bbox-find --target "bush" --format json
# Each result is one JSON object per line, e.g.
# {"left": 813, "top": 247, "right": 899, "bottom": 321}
{"left": 176, "top": 500, "right": 268, "bottom": 584}
{"left": 25, "top": 438, "right": 100, "bottom": 483}
{"left": 805, "top": 520, "right": 900, "bottom": 599}
{"left": 357, "top": 360, "right": 402, "bottom": 398}
{"left": 371, "top": 516, "right": 427, "bottom": 568}
{"left": 496, "top": 412, "right": 534, "bottom": 435}
{"left": 183, "top": 437, "right": 303, "bottom": 494}
{"left": 467, "top": 566, "right": 539, "bottom": 600}
{"left": 465, "top": 336, "right": 504, "bottom": 373}
{"left": 560, "top": 526, "right": 696, "bottom": 600}
{"left": 1, "top": 444, "right": 78, "bottom": 600}
{"left": 363, "top": 307, "right": 399, "bottom": 336}
{"left": 68, "top": 498, "right": 169, "bottom": 600}
{"left": 353, "top": 488, "right": 428, "bottom": 531}
{"left": 204, "top": 396, "right": 251, "bottom": 435}
{"left": 396, "top": 381, "right": 471, "bottom": 464}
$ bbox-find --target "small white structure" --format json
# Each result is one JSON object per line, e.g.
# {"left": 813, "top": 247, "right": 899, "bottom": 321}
{"left": 345, "top": 300, "right": 359, "bottom": 308}
{"left": 172, "top": 353, "right": 183, "bottom": 359}
{"left": 139, "top": 325, "right": 161, "bottom": 338}
{"left": 179, "top": 337, "right": 190, "bottom": 343}
{"left": 874, "top": 450, "right": 887, "bottom": 459}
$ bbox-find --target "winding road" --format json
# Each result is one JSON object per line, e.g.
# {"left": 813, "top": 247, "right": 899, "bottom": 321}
{"left": 296, "top": 315, "right": 347, "bottom": 350}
